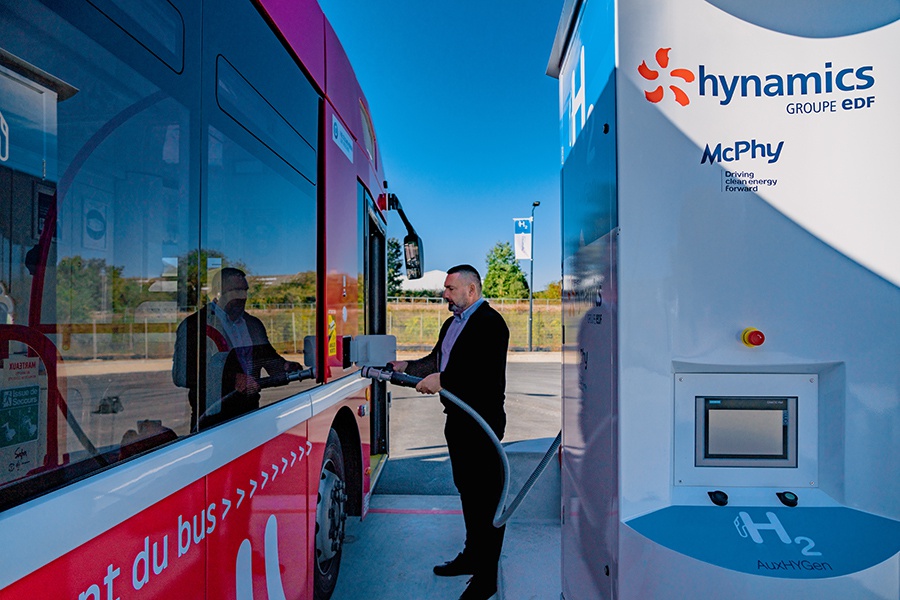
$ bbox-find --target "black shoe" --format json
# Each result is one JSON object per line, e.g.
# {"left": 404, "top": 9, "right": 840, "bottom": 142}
{"left": 459, "top": 576, "right": 498, "bottom": 600}
{"left": 433, "top": 553, "right": 475, "bottom": 577}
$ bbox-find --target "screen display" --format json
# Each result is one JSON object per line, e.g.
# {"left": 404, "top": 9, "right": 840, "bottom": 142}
{"left": 706, "top": 398, "right": 787, "bottom": 458}
{"left": 696, "top": 397, "right": 797, "bottom": 467}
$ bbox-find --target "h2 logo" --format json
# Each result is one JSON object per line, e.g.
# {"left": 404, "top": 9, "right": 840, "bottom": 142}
{"left": 734, "top": 511, "right": 822, "bottom": 556}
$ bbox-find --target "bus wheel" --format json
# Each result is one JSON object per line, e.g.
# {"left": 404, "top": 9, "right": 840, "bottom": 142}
{"left": 314, "top": 428, "right": 347, "bottom": 600}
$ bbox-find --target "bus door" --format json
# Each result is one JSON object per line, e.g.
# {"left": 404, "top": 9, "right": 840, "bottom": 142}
{"left": 362, "top": 187, "right": 389, "bottom": 459}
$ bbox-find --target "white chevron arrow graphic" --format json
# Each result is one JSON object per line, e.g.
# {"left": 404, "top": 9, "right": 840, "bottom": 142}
{"left": 250, "top": 479, "right": 258, "bottom": 497}
{"left": 236, "top": 488, "right": 246, "bottom": 508}
{"left": 222, "top": 498, "right": 232, "bottom": 520}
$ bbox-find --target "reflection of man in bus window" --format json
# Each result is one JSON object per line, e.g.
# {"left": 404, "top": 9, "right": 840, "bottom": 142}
{"left": 172, "top": 267, "right": 302, "bottom": 430}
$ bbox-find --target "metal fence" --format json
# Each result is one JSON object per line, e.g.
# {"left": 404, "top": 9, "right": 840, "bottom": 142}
{"left": 47, "top": 305, "right": 317, "bottom": 361}
{"left": 43, "top": 298, "right": 561, "bottom": 361}
{"left": 387, "top": 298, "right": 561, "bottom": 352}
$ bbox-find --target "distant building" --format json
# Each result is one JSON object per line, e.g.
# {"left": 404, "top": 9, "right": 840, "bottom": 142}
{"left": 249, "top": 274, "right": 294, "bottom": 287}
{"left": 399, "top": 269, "right": 446, "bottom": 294}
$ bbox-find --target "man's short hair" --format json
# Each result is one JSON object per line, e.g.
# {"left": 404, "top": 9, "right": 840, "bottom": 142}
{"left": 447, "top": 264, "right": 482, "bottom": 291}
{"left": 210, "top": 267, "right": 247, "bottom": 297}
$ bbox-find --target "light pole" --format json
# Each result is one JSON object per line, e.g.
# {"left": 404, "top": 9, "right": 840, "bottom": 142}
{"left": 528, "top": 200, "right": 540, "bottom": 352}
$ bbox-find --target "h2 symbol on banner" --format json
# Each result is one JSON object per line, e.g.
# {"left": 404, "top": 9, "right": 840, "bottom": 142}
{"left": 734, "top": 511, "right": 822, "bottom": 557}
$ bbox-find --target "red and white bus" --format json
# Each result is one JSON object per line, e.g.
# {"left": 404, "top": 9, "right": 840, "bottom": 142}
{"left": 0, "top": 0, "right": 417, "bottom": 598}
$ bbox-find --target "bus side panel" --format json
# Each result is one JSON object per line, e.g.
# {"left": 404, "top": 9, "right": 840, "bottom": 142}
{"left": 256, "top": 0, "right": 326, "bottom": 92}
{"left": 2, "top": 479, "right": 208, "bottom": 599}
{"left": 320, "top": 101, "right": 361, "bottom": 382}
{"left": 206, "top": 425, "right": 310, "bottom": 600}
{"left": 324, "top": 24, "right": 365, "bottom": 150}
{"left": 321, "top": 17, "right": 387, "bottom": 382}
{"left": 1, "top": 427, "right": 312, "bottom": 599}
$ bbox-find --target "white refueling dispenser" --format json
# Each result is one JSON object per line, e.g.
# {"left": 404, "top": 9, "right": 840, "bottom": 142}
{"left": 548, "top": 1, "right": 900, "bottom": 598}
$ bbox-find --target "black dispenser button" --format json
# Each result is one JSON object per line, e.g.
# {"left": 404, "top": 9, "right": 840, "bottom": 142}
{"left": 708, "top": 490, "right": 729, "bottom": 506}
{"left": 777, "top": 491, "right": 799, "bottom": 507}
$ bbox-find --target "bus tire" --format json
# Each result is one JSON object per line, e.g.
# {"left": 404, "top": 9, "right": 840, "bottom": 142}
{"left": 314, "top": 428, "right": 347, "bottom": 600}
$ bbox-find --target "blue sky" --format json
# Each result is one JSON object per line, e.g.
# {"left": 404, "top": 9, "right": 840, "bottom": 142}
{"left": 319, "top": 0, "right": 564, "bottom": 290}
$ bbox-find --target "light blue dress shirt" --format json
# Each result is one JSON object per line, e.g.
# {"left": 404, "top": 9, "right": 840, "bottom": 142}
{"left": 439, "top": 297, "right": 485, "bottom": 372}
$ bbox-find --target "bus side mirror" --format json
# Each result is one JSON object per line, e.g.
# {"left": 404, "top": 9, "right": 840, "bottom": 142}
{"left": 404, "top": 234, "right": 423, "bottom": 280}
{"left": 386, "top": 192, "right": 424, "bottom": 279}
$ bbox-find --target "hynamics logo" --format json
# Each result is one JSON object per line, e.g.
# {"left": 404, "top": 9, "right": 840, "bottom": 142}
{"left": 639, "top": 48, "right": 696, "bottom": 106}
{"left": 638, "top": 48, "right": 877, "bottom": 113}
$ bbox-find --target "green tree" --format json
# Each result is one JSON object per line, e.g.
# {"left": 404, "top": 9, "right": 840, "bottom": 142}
{"left": 177, "top": 248, "right": 247, "bottom": 308}
{"left": 483, "top": 241, "right": 529, "bottom": 299}
{"left": 109, "top": 264, "right": 144, "bottom": 312}
{"left": 249, "top": 271, "right": 317, "bottom": 305}
{"left": 534, "top": 280, "right": 562, "bottom": 299}
{"left": 387, "top": 237, "right": 404, "bottom": 297}
{"left": 57, "top": 256, "right": 142, "bottom": 322}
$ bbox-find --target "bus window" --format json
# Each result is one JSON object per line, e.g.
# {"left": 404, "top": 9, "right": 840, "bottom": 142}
{"left": 359, "top": 102, "right": 376, "bottom": 162}
{"left": 189, "top": 62, "right": 319, "bottom": 428}
{"left": 0, "top": 0, "right": 194, "bottom": 508}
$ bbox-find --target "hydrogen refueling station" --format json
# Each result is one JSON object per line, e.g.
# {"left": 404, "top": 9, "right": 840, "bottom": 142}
{"left": 548, "top": 1, "right": 900, "bottom": 598}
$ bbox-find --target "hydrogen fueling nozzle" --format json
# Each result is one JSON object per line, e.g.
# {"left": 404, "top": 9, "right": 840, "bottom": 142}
{"left": 262, "top": 366, "right": 317, "bottom": 388}
{"left": 201, "top": 366, "right": 316, "bottom": 424}
{"left": 360, "top": 365, "right": 420, "bottom": 389}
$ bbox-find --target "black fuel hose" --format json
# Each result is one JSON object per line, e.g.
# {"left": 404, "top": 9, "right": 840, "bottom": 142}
{"left": 361, "top": 365, "right": 561, "bottom": 528}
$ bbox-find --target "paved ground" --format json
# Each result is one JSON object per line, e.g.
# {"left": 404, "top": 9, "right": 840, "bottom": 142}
{"left": 378, "top": 354, "right": 561, "bottom": 495}
{"left": 333, "top": 354, "right": 562, "bottom": 600}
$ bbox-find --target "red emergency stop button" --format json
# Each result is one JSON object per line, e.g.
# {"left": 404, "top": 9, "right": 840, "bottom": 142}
{"left": 741, "top": 327, "right": 765, "bottom": 347}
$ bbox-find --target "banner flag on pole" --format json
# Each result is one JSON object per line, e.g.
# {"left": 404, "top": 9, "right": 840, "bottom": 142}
{"left": 514, "top": 217, "right": 532, "bottom": 260}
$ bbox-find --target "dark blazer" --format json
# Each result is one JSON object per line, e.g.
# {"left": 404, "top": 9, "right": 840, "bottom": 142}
{"left": 173, "top": 305, "right": 288, "bottom": 430}
{"left": 405, "top": 301, "right": 509, "bottom": 437}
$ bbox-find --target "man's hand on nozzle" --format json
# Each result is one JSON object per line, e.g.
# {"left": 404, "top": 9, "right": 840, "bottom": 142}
{"left": 415, "top": 372, "right": 442, "bottom": 395}
{"left": 284, "top": 361, "right": 302, "bottom": 373}
{"left": 388, "top": 360, "right": 408, "bottom": 373}
{"left": 234, "top": 373, "right": 260, "bottom": 395}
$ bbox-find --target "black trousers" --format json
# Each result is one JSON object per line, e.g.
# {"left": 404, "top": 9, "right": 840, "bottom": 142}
{"left": 445, "top": 417, "right": 506, "bottom": 583}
